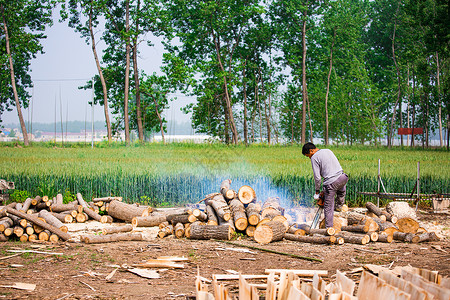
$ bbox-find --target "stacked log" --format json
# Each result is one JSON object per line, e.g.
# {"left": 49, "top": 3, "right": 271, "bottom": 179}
{"left": 189, "top": 224, "right": 234, "bottom": 240}
{"left": 229, "top": 198, "right": 248, "bottom": 231}
{"left": 220, "top": 179, "right": 236, "bottom": 201}
{"left": 205, "top": 195, "right": 231, "bottom": 221}
{"left": 254, "top": 221, "right": 286, "bottom": 244}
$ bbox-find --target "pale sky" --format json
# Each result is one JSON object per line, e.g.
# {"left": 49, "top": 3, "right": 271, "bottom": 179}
{"left": 3, "top": 11, "right": 193, "bottom": 126}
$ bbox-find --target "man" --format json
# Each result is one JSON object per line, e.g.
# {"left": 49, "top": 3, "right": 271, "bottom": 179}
{"left": 302, "top": 142, "right": 348, "bottom": 228}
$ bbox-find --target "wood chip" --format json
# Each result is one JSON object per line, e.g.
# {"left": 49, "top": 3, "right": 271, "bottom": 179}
{"left": 1, "top": 282, "right": 36, "bottom": 291}
{"left": 128, "top": 268, "right": 160, "bottom": 279}
{"left": 105, "top": 268, "right": 118, "bottom": 281}
{"left": 7, "top": 249, "right": 63, "bottom": 255}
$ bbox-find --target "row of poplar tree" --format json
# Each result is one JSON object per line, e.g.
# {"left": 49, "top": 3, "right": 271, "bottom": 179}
{"left": 1, "top": 0, "right": 448, "bottom": 147}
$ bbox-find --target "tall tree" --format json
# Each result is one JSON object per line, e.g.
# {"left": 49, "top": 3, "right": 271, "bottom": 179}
{"left": 63, "top": 0, "right": 113, "bottom": 142}
{"left": 0, "top": 0, "right": 54, "bottom": 145}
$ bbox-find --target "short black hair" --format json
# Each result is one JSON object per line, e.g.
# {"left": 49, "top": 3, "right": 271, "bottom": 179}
{"left": 302, "top": 142, "right": 316, "bottom": 155}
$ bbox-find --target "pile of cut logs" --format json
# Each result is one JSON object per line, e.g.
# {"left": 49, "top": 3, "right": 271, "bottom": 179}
{"left": 0, "top": 179, "right": 440, "bottom": 245}
{"left": 0, "top": 193, "right": 125, "bottom": 242}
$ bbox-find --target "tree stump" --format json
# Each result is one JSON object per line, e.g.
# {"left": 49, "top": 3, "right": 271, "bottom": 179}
{"left": 284, "top": 233, "right": 336, "bottom": 244}
{"left": 132, "top": 214, "right": 167, "bottom": 227}
{"left": 108, "top": 200, "right": 151, "bottom": 222}
{"left": 189, "top": 224, "right": 234, "bottom": 240}
{"left": 220, "top": 179, "right": 236, "bottom": 200}
{"left": 245, "top": 202, "right": 261, "bottom": 226}
{"left": 83, "top": 232, "right": 143, "bottom": 243}
{"left": 229, "top": 199, "right": 248, "bottom": 231}
{"left": 205, "top": 205, "right": 218, "bottom": 226}
{"left": 238, "top": 185, "right": 256, "bottom": 204}
{"left": 205, "top": 194, "right": 231, "bottom": 221}
{"left": 254, "top": 221, "right": 286, "bottom": 244}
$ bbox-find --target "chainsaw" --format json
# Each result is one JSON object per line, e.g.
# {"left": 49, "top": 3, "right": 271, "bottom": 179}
{"left": 311, "top": 192, "right": 325, "bottom": 229}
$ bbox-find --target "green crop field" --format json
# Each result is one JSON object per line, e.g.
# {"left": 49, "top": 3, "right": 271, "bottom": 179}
{"left": 1, "top": 143, "right": 449, "bottom": 208}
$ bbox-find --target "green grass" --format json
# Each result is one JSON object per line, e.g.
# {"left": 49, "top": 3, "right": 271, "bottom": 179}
{"left": 1, "top": 142, "right": 448, "bottom": 207}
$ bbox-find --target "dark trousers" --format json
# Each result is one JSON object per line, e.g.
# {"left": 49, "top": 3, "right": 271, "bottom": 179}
{"left": 323, "top": 173, "right": 348, "bottom": 228}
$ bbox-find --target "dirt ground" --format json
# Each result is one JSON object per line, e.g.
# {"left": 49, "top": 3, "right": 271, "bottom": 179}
{"left": 0, "top": 209, "right": 449, "bottom": 300}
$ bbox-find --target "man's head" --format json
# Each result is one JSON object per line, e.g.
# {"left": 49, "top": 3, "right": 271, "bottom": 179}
{"left": 302, "top": 142, "right": 317, "bottom": 158}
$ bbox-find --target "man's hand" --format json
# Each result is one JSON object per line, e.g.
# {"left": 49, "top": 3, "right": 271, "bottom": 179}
{"left": 313, "top": 193, "right": 321, "bottom": 200}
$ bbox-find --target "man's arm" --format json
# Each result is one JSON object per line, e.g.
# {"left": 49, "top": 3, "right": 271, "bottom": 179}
{"left": 311, "top": 159, "right": 322, "bottom": 193}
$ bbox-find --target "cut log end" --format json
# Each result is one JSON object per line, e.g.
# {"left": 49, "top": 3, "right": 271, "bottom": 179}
{"left": 238, "top": 186, "right": 256, "bottom": 204}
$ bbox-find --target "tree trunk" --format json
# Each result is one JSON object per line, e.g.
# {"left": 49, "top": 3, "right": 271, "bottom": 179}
{"left": 388, "top": 9, "right": 401, "bottom": 148}
{"left": 21, "top": 198, "right": 33, "bottom": 213}
{"left": 205, "top": 205, "right": 218, "bottom": 226}
{"left": 436, "top": 52, "right": 443, "bottom": 147}
{"left": 229, "top": 199, "right": 248, "bottom": 231}
{"left": 132, "top": 0, "right": 143, "bottom": 142}
{"left": 1, "top": 4, "right": 29, "bottom": 146}
{"left": 254, "top": 221, "right": 286, "bottom": 244}
{"left": 325, "top": 28, "right": 336, "bottom": 146}
{"left": 89, "top": 5, "right": 112, "bottom": 142}
{"left": 259, "top": 67, "right": 271, "bottom": 144}
{"left": 220, "top": 179, "right": 235, "bottom": 200}
{"left": 108, "top": 200, "right": 151, "bottom": 222}
{"left": 38, "top": 210, "right": 68, "bottom": 233}
{"left": 188, "top": 224, "right": 234, "bottom": 240}
{"left": 83, "top": 232, "right": 143, "bottom": 244}
{"left": 284, "top": 233, "right": 335, "bottom": 244}
{"left": 377, "top": 233, "right": 393, "bottom": 243}
{"left": 123, "top": 0, "right": 131, "bottom": 144}
{"left": 393, "top": 231, "right": 418, "bottom": 242}
{"left": 245, "top": 202, "right": 261, "bottom": 226}
{"left": 50, "top": 212, "right": 73, "bottom": 223}
{"left": 261, "top": 197, "right": 284, "bottom": 220}
{"left": 242, "top": 61, "right": 248, "bottom": 145}
{"left": 166, "top": 213, "right": 190, "bottom": 225}
{"left": 132, "top": 213, "right": 167, "bottom": 227}
{"left": 300, "top": 11, "right": 308, "bottom": 144}
{"left": 205, "top": 195, "right": 231, "bottom": 221}
{"left": 309, "top": 228, "right": 335, "bottom": 236}
{"left": 6, "top": 207, "right": 71, "bottom": 241}
{"left": 50, "top": 203, "right": 82, "bottom": 213}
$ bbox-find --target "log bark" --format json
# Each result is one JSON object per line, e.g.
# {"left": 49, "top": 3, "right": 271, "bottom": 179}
{"left": 38, "top": 210, "right": 68, "bottom": 233}
{"left": 192, "top": 209, "right": 208, "bottom": 222}
{"left": 357, "top": 216, "right": 379, "bottom": 232}
{"left": 366, "top": 202, "right": 398, "bottom": 223}
{"left": 83, "top": 232, "right": 143, "bottom": 243}
{"left": 220, "top": 179, "right": 236, "bottom": 200}
{"left": 261, "top": 197, "right": 284, "bottom": 220}
{"left": 393, "top": 232, "right": 419, "bottom": 243}
{"left": 188, "top": 214, "right": 197, "bottom": 223}
{"left": 103, "top": 224, "right": 133, "bottom": 235}
{"left": 245, "top": 202, "right": 261, "bottom": 226}
{"left": 166, "top": 213, "right": 190, "bottom": 225}
{"left": 53, "top": 193, "right": 63, "bottom": 205}
{"left": 50, "top": 212, "right": 74, "bottom": 223}
{"left": 174, "top": 222, "right": 185, "bottom": 238}
{"left": 205, "top": 205, "right": 218, "bottom": 226}
{"left": 205, "top": 194, "right": 231, "bottom": 221}
{"left": 159, "top": 221, "right": 169, "bottom": 229}
{"left": 21, "top": 198, "right": 33, "bottom": 213}
{"left": 372, "top": 217, "right": 398, "bottom": 232}
{"left": 92, "top": 196, "right": 123, "bottom": 203}
{"left": 108, "top": 200, "right": 151, "bottom": 222}
{"left": 396, "top": 217, "right": 420, "bottom": 233}
{"left": 132, "top": 214, "right": 167, "bottom": 227}
{"left": 337, "top": 211, "right": 366, "bottom": 225}
{"left": 284, "top": 233, "right": 336, "bottom": 244}
{"left": 189, "top": 224, "right": 234, "bottom": 240}
{"left": 309, "top": 228, "right": 335, "bottom": 236}
{"left": 254, "top": 221, "right": 286, "bottom": 244}
{"left": 414, "top": 232, "right": 439, "bottom": 243}
{"left": 272, "top": 215, "right": 289, "bottom": 232}
{"left": 0, "top": 217, "right": 13, "bottom": 232}
{"left": 0, "top": 233, "right": 7, "bottom": 242}
{"left": 76, "top": 193, "right": 103, "bottom": 222}
{"left": 6, "top": 207, "right": 71, "bottom": 241}
{"left": 336, "top": 233, "right": 369, "bottom": 245}
{"left": 50, "top": 203, "right": 81, "bottom": 213}
{"left": 340, "top": 224, "right": 369, "bottom": 233}
{"left": 229, "top": 198, "right": 248, "bottom": 231}
{"left": 377, "top": 233, "right": 393, "bottom": 243}
{"left": 238, "top": 185, "right": 256, "bottom": 204}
